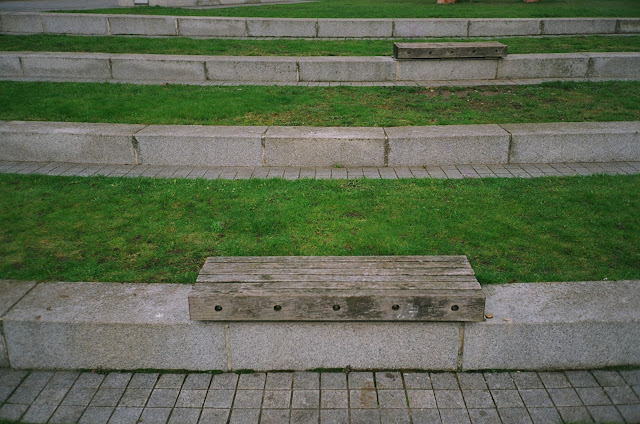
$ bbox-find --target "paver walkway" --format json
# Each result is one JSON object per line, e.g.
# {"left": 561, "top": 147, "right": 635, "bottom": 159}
{"left": 1, "top": 160, "right": 639, "bottom": 180}
{"left": 0, "top": 368, "right": 639, "bottom": 423}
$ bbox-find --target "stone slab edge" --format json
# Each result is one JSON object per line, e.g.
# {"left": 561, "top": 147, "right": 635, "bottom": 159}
{"left": 0, "top": 13, "right": 638, "bottom": 37}
{"left": 1, "top": 279, "right": 638, "bottom": 371}
{"left": 2, "top": 52, "right": 640, "bottom": 83}
{"left": 2, "top": 121, "right": 639, "bottom": 167}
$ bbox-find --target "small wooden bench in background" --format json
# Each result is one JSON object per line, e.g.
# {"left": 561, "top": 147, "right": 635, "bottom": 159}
{"left": 394, "top": 41, "right": 508, "bottom": 60}
{"left": 189, "top": 256, "right": 485, "bottom": 322}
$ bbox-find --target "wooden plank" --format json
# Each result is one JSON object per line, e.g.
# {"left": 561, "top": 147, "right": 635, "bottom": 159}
{"left": 203, "top": 255, "right": 469, "bottom": 263}
{"left": 393, "top": 41, "right": 507, "bottom": 60}
{"left": 191, "top": 256, "right": 485, "bottom": 322}
{"left": 193, "top": 278, "right": 480, "bottom": 291}
{"left": 189, "top": 289, "right": 485, "bottom": 321}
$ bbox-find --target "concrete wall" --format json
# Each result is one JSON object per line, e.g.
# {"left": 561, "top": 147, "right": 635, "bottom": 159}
{"left": 1, "top": 121, "right": 639, "bottom": 167}
{"left": 1, "top": 13, "right": 638, "bottom": 38}
{"left": 2, "top": 51, "right": 640, "bottom": 84}
{"left": 1, "top": 280, "right": 638, "bottom": 371}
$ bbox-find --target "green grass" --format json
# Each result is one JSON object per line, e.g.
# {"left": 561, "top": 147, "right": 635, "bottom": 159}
{"left": 2, "top": 34, "right": 639, "bottom": 57}
{"left": 69, "top": 0, "right": 640, "bottom": 18}
{"left": 1, "top": 174, "right": 638, "bottom": 285}
{"left": 1, "top": 81, "right": 638, "bottom": 127}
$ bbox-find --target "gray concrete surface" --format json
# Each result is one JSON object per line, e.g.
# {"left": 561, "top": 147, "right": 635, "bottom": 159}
{"left": 0, "top": 121, "right": 144, "bottom": 164}
{"left": 468, "top": 18, "right": 541, "bottom": 37}
{"left": 497, "top": 53, "right": 589, "bottom": 79}
{"left": 263, "top": 126, "right": 386, "bottom": 167}
{"left": 463, "top": 281, "right": 640, "bottom": 370}
{"left": 134, "top": 125, "right": 265, "bottom": 166}
{"left": 246, "top": 17, "right": 316, "bottom": 38}
{"left": 2, "top": 13, "right": 637, "bottom": 38}
{"left": 111, "top": 54, "right": 206, "bottom": 82}
{"left": 393, "top": 18, "right": 467, "bottom": 38}
{"left": 205, "top": 56, "right": 298, "bottom": 82}
{"left": 0, "top": 369, "right": 636, "bottom": 424}
{"left": 385, "top": 124, "right": 510, "bottom": 166}
{"left": 503, "top": 121, "right": 640, "bottom": 164}
{"left": 2, "top": 51, "right": 640, "bottom": 84}
{"left": 297, "top": 56, "right": 395, "bottom": 82}
{"left": 2, "top": 121, "right": 640, "bottom": 167}
{"left": 2, "top": 282, "right": 227, "bottom": 370}
{"left": 229, "top": 322, "right": 461, "bottom": 370}
{"left": 1, "top": 280, "right": 639, "bottom": 373}
{"left": 177, "top": 16, "right": 247, "bottom": 37}
{"left": 41, "top": 13, "right": 109, "bottom": 35}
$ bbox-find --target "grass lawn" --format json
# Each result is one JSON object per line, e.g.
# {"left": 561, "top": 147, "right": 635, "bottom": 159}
{"left": 68, "top": 0, "right": 640, "bottom": 19}
{"left": 1, "top": 173, "right": 638, "bottom": 285}
{"left": 2, "top": 34, "right": 639, "bottom": 57}
{"left": 0, "top": 81, "right": 638, "bottom": 127}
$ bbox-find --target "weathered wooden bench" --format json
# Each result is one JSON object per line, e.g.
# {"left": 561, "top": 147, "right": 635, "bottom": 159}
{"left": 189, "top": 256, "right": 485, "bottom": 322}
{"left": 394, "top": 41, "right": 507, "bottom": 60}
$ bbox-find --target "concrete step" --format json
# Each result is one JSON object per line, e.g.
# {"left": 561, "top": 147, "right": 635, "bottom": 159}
{"left": 2, "top": 51, "right": 639, "bottom": 83}
{"left": 1, "top": 12, "right": 639, "bottom": 38}
{"left": 1, "top": 121, "right": 639, "bottom": 168}
{"left": 1, "top": 279, "right": 638, "bottom": 371}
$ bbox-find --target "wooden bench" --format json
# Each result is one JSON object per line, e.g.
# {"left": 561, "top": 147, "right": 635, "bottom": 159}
{"left": 394, "top": 41, "right": 507, "bottom": 60}
{"left": 189, "top": 256, "right": 485, "bottom": 322}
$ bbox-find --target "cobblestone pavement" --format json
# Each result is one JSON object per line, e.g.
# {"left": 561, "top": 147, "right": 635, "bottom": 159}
{"left": 0, "top": 369, "right": 639, "bottom": 423}
{"left": 1, "top": 161, "right": 639, "bottom": 181}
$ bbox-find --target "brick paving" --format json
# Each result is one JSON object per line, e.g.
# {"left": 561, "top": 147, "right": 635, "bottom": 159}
{"left": 0, "top": 369, "right": 639, "bottom": 423}
{"left": 1, "top": 160, "right": 639, "bottom": 181}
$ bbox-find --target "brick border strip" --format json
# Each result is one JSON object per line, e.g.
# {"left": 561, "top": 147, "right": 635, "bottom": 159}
{"left": 1, "top": 51, "right": 639, "bottom": 83}
{"left": 1, "top": 13, "right": 639, "bottom": 38}
{"left": 1, "top": 121, "right": 639, "bottom": 167}
{"left": 1, "top": 280, "right": 638, "bottom": 370}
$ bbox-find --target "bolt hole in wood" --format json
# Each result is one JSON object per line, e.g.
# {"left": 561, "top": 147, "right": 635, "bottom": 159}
{"left": 274, "top": 305, "right": 282, "bottom": 311}
{"left": 392, "top": 304, "right": 400, "bottom": 310}
{"left": 333, "top": 305, "right": 341, "bottom": 311}
{"left": 215, "top": 305, "right": 222, "bottom": 311}
{"left": 451, "top": 305, "right": 459, "bottom": 311}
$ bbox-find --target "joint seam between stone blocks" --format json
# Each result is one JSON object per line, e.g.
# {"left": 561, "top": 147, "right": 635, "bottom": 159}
{"left": 225, "top": 322, "right": 232, "bottom": 371}
{"left": 391, "top": 20, "right": 396, "bottom": 37}
{"left": 539, "top": 19, "right": 544, "bottom": 35}
{"left": 500, "top": 124, "right": 514, "bottom": 164}
{"left": 466, "top": 20, "right": 470, "bottom": 37}
{"left": 457, "top": 323, "right": 465, "bottom": 372}
{"left": 174, "top": 18, "right": 179, "bottom": 37}
{"left": 615, "top": 19, "right": 621, "bottom": 34}
{"left": 37, "top": 13, "right": 44, "bottom": 33}
{"left": 296, "top": 59, "right": 300, "bottom": 82}
{"left": 1, "top": 281, "right": 39, "bottom": 368}
{"left": 261, "top": 127, "right": 268, "bottom": 166}
{"left": 244, "top": 19, "right": 249, "bottom": 38}
{"left": 586, "top": 56, "right": 595, "bottom": 78}
{"left": 315, "top": 19, "right": 319, "bottom": 38}
{"left": 18, "top": 56, "right": 25, "bottom": 77}
{"left": 203, "top": 60, "right": 210, "bottom": 81}
{"left": 108, "top": 58, "right": 114, "bottom": 80}
{"left": 106, "top": 16, "right": 112, "bottom": 36}
{"left": 382, "top": 127, "right": 389, "bottom": 167}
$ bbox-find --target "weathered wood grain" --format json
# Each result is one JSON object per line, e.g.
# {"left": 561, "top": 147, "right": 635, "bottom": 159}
{"left": 190, "top": 256, "right": 485, "bottom": 322}
{"left": 394, "top": 41, "right": 508, "bottom": 60}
